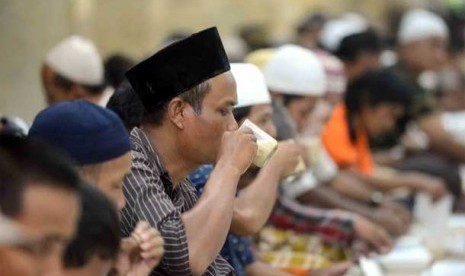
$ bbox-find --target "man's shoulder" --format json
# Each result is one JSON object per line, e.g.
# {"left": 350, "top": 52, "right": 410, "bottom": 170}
{"left": 179, "top": 178, "right": 200, "bottom": 203}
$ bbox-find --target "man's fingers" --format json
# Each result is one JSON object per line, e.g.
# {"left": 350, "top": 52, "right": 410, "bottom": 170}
{"left": 140, "top": 247, "right": 164, "bottom": 260}
{"left": 140, "top": 236, "right": 164, "bottom": 252}
{"left": 373, "top": 229, "right": 393, "bottom": 254}
{"left": 121, "top": 237, "right": 139, "bottom": 252}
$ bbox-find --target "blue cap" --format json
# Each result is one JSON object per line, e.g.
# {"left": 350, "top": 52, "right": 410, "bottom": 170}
{"left": 29, "top": 100, "right": 131, "bottom": 165}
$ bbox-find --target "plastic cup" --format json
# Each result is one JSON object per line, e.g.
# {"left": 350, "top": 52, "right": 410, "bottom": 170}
{"left": 239, "top": 119, "right": 278, "bottom": 167}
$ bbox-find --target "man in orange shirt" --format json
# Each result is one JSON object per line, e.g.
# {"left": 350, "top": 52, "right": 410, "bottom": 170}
{"left": 323, "top": 69, "right": 448, "bottom": 200}
{"left": 322, "top": 104, "right": 373, "bottom": 174}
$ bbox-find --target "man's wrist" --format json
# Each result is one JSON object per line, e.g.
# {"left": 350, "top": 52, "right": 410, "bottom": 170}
{"left": 214, "top": 161, "right": 244, "bottom": 181}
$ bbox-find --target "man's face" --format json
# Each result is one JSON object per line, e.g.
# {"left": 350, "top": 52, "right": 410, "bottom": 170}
{"left": 93, "top": 153, "right": 131, "bottom": 211}
{"left": 41, "top": 65, "right": 75, "bottom": 105}
{"left": 362, "top": 103, "right": 405, "bottom": 137}
{"left": 244, "top": 104, "right": 277, "bottom": 138}
{"left": 285, "top": 96, "right": 319, "bottom": 133}
{"left": 402, "top": 36, "right": 447, "bottom": 72}
{"left": 13, "top": 184, "right": 80, "bottom": 276}
{"left": 181, "top": 72, "right": 238, "bottom": 164}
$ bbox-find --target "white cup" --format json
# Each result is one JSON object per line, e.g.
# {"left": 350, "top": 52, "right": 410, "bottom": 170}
{"left": 239, "top": 119, "right": 278, "bottom": 167}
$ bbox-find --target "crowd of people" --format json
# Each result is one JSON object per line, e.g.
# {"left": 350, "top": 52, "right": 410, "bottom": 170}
{"left": 2, "top": 4, "right": 465, "bottom": 276}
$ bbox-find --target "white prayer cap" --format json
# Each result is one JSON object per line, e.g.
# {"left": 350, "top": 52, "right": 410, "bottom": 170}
{"left": 231, "top": 63, "right": 271, "bottom": 108}
{"left": 398, "top": 9, "right": 449, "bottom": 45}
{"left": 263, "top": 44, "right": 326, "bottom": 96}
{"left": 319, "top": 14, "right": 368, "bottom": 52}
{"left": 45, "top": 35, "right": 104, "bottom": 86}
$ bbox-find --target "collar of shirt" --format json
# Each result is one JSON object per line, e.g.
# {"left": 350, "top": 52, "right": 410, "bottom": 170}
{"left": 130, "top": 127, "right": 176, "bottom": 198}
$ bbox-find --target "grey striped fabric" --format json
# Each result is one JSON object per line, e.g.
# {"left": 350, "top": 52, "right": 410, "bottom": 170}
{"left": 121, "top": 127, "right": 234, "bottom": 276}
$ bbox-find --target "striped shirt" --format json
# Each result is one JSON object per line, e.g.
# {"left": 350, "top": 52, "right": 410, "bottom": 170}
{"left": 120, "top": 127, "right": 234, "bottom": 276}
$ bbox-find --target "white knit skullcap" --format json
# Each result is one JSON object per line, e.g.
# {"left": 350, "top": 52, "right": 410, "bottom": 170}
{"left": 263, "top": 44, "right": 326, "bottom": 96}
{"left": 231, "top": 63, "right": 271, "bottom": 108}
{"left": 45, "top": 35, "right": 104, "bottom": 86}
{"left": 398, "top": 9, "right": 449, "bottom": 45}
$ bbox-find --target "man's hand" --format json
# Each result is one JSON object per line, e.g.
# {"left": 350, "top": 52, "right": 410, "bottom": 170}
{"left": 403, "top": 173, "right": 448, "bottom": 201}
{"left": 381, "top": 201, "right": 411, "bottom": 226}
{"left": 267, "top": 140, "right": 301, "bottom": 178}
{"left": 114, "top": 221, "right": 164, "bottom": 276}
{"left": 420, "top": 178, "right": 449, "bottom": 201}
{"left": 216, "top": 128, "right": 257, "bottom": 175}
{"left": 353, "top": 215, "right": 392, "bottom": 255}
{"left": 371, "top": 207, "right": 409, "bottom": 237}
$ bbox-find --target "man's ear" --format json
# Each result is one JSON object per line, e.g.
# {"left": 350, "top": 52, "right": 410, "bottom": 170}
{"left": 167, "top": 97, "right": 187, "bottom": 129}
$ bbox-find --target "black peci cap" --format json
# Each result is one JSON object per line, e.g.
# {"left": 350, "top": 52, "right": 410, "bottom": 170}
{"left": 126, "top": 27, "right": 231, "bottom": 112}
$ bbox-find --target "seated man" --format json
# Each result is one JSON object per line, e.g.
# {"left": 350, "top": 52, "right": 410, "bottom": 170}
{"left": 41, "top": 36, "right": 111, "bottom": 106}
{"left": 322, "top": 69, "right": 448, "bottom": 204}
{"left": 319, "top": 14, "right": 382, "bottom": 83}
{"left": 0, "top": 134, "right": 81, "bottom": 275}
{"left": 121, "top": 27, "right": 257, "bottom": 275}
{"left": 29, "top": 99, "right": 164, "bottom": 275}
{"left": 62, "top": 184, "right": 120, "bottom": 276}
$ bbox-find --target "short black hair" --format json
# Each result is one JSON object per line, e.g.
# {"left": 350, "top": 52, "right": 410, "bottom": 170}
{"left": 104, "top": 54, "right": 135, "bottom": 90}
{"left": 0, "top": 134, "right": 80, "bottom": 217}
{"left": 141, "top": 80, "right": 211, "bottom": 126}
{"left": 345, "top": 69, "right": 413, "bottom": 141}
{"left": 333, "top": 29, "right": 382, "bottom": 63}
{"left": 63, "top": 183, "right": 120, "bottom": 268}
{"left": 106, "top": 80, "right": 145, "bottom": 130}
{"left": 232, "top": 106, "right": 252, "bottom": 123}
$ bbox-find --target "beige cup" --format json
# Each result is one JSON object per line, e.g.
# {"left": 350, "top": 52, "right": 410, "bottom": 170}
{"left": 239, "top": 119, "right": 278, "bottom": 167}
